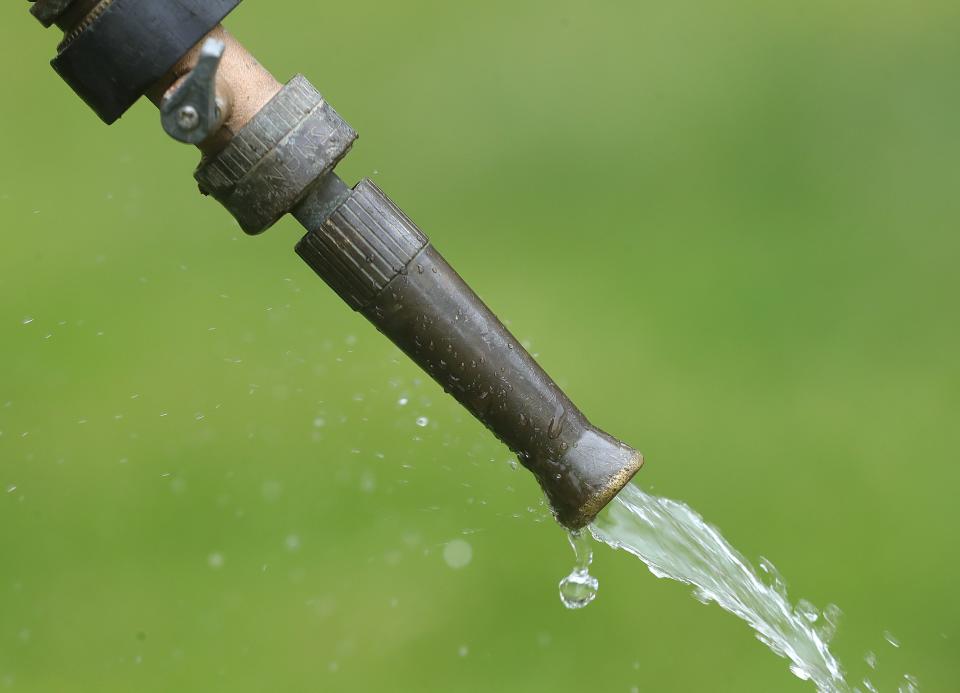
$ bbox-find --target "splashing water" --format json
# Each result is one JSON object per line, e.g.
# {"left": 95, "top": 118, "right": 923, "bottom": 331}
{"left": 586, "top": 483, "right": 855, "bottom": 692}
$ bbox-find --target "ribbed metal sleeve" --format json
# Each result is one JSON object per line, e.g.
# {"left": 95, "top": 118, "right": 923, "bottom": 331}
{"left": 294, "top": 179, "right": 428, "bottom": 310}
{"left": 195, "top": 76, "right": 320, "bottom": 196}
{"left": 194, "top": 75, "right": 357, "bottom": 234}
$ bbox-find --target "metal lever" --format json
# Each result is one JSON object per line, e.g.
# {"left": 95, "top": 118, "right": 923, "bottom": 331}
{"left": 161, "top": 38, "right": 227, "bottom": 144}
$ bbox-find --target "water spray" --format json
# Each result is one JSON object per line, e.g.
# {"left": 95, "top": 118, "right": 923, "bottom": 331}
{"left": 25, "top": 0, "right": 643, "bottom": 529}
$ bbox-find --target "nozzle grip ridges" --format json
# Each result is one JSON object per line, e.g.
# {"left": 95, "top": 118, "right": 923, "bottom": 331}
{"left": 295, "top": 179, "right": 428, "bottom": 309}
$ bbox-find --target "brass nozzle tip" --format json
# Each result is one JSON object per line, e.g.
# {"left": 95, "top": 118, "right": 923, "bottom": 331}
{"left": 572, "top": 448, "right": 645, "bottom": 530}
{"left": 535, "top": 430, "right": 645, "bottom": 531}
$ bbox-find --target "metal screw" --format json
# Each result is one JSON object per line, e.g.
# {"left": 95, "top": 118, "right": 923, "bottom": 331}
{"left": 176, "top": 105, "right": 200, "bottom": 131}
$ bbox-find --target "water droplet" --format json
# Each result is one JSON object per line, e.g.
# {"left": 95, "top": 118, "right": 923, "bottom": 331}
{"left": 758, "top": 556, "right": 787, "bottom": 598}
{"left": 415, "top": 416, "right": 429, "bottom": 427}
{"left": 559, "top": 531, "right": 598, "bottom": 609}
{"left": 883, "top": 630, "right": 901, "bottom": 648}
{"left": 284, "top": 534, "right": 301, "bottom": 552}
{"left": 21, "top": 317, "right": 34, "bottom": 325}
{"left": 547, "top": 413, "right": 565, "bottom": 439}
{"left": 692, "top": 586, "right": 714, "bottom": 605}
{"left": 397, "top": 397, "right": 409, "bottom": 406}
{"left": 313, "top": 417, "right": 326, "bottom": 428}
{"left": 443, "top": 539, "right": 472, "bottom": 569}
{"left": 795, "top": 599, "right": 819, "bottom": 624}
{"left": 816, "top": 603, "right": 843, "bottom": 644}
{"left": 207, "top": 552, "right": 224, "bottom": 569}
{"left": 864, "top": 650, "right": 877, "bottom": 669}
{"left": 457, "top": 645, "right": 469, "bottom": 657}
{"left": 559, "top": 569, "right": 598, "bottom": 610}
{"left": 261, "top": 480, "right": 283, "bottom": 502}
{"left": 507, "top": 458, "right": 518, "bottom": 471}
{"left": 5, "top": 485, "right": 16, "bottom": 494}
{"left": 360, "top": 471, "right": 376, "bottom": 493}
{"left": 899, "top": 673, "right": 920, "bottom": 693}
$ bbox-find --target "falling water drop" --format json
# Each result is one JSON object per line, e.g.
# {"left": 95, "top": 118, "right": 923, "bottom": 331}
{"left": 415, "top": 416, "right": 429, "bottom": 428}
{"left": 559, "top": 530, "right": 598, "bottom": 609}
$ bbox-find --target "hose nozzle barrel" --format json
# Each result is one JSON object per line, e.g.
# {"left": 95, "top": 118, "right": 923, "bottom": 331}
{"left": 295, "top": 179, "right": 643, "bottom": 529}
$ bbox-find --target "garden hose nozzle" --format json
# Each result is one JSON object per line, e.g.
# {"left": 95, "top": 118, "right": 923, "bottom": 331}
{"left": 26, "top": 0, "right": 643, "bottom": 529}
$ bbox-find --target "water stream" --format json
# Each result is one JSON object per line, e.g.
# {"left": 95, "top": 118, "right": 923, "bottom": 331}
{"left": 559, "top": 482, "right": 918, "bottom": 693}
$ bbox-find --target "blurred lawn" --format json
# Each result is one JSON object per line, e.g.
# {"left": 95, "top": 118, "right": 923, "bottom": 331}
{"left": 1, "top": 1, "right": 959, "bottom": 691}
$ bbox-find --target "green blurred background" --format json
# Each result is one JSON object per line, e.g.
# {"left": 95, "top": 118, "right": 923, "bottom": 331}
{"left": 1, "top": 1, "right": 958, "bottom": 691}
